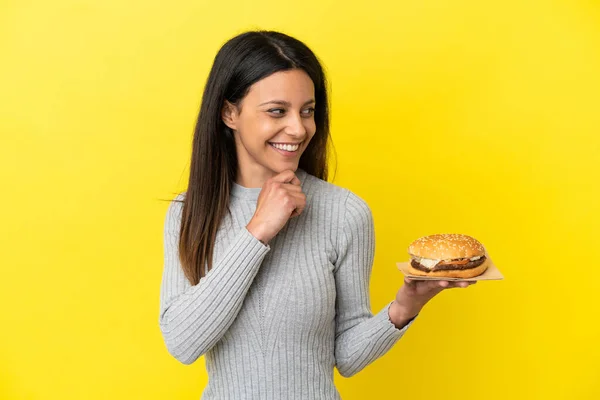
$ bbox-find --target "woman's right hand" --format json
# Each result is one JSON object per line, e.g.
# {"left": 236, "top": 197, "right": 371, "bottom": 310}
{"left": 246, "top": 170, "right": 306, "bottom": 244}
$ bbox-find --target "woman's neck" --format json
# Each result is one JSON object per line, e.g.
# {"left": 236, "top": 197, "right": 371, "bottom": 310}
{"left": 235, "top": 166, "right": 277, "bottom": 188}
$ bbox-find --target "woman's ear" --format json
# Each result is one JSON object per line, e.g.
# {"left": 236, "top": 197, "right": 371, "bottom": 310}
{"left": 221, "top": 101, "right": 238, "bottom": 130}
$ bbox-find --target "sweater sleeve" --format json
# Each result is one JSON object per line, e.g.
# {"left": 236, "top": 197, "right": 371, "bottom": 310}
{"left": 333, "top": 191, "right": 415, "bottom": 377}
{"left": 159, "top": 196, "right": 270, "bottom": 365}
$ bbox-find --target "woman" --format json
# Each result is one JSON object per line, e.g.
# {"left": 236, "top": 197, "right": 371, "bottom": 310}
{"left": 159, "top": 30, "right": 474, "bottom": 399}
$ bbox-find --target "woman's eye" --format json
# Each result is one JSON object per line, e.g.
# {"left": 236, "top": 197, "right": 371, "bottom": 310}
{"left": 302, "top": 107, "right": 315, "bottom": 117}
{"left": 268, "top": 108, "right": 285, "bottom": 116}
{"left": 267, "top": 107, "right": 314, "bottom": 118}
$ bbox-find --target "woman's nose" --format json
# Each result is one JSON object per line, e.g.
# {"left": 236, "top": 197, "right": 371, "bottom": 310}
{"left": 285, "top": 114, "right": 307, "bottom": 138}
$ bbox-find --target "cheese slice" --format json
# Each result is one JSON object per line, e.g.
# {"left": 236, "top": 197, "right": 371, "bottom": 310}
{"left": 417, "top": 258, "right": 440, "bottom": 269}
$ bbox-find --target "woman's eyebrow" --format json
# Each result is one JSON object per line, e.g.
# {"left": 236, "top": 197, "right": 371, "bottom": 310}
{"left": 258, "top": 99, "right": 316, "bottom": 107}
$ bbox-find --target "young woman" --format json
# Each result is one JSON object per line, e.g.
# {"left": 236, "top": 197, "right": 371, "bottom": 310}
{"left": 159, "top": 30, "right": 475, "bottom": 399}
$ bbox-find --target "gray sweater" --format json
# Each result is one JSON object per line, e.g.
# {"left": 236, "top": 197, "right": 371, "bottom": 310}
{"left": 159, "top": 169, "right": 414, "bottom": 399}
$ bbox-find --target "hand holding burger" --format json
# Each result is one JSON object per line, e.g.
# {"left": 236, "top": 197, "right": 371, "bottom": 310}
{"left": 389, "top": 276, "right": 476, "bottom": 328}
{"left": 388, "top": 234, "right": 485, "bottom": 329}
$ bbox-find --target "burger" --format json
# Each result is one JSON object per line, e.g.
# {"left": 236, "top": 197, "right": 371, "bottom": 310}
{"left": 408, "top": 234, "right": 489, "bottom": 278}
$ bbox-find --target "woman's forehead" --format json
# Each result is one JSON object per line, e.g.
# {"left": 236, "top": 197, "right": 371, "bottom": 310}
{"left": 245, "top": 70, "right": 315, "bottom": 104}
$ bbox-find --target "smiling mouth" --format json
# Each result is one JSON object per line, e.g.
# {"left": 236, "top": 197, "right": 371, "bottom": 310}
{"left": 269, "top": 142, "right": 301, "bottom": 152}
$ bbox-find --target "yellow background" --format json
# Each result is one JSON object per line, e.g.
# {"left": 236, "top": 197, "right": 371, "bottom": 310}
{"left": 1, "top": 0, "right": 599, "bottom": 399}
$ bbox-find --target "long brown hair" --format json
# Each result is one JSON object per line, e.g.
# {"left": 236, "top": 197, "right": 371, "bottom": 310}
{"left": 176, "top": 31, "right": 332, "bottom": 285}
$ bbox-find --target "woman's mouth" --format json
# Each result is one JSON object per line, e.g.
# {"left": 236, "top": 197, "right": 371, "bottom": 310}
{"left": 270, "top": 143, "right": 300, "bottom": 152}
{"left": 269, "top": 142, "right": 301, "bottom": 156}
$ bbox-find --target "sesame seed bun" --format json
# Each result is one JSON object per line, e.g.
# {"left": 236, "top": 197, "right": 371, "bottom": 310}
{"left": 408, "top": 234, "right": 485, "bottom": 260}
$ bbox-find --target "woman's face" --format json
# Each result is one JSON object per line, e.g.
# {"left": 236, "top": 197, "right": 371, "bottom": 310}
{"left": 223, "top": 69, "right": 317, "bottom": 185}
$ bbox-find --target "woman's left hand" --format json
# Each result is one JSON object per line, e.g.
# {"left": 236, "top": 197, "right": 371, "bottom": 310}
{"left": 388, "top": 278, "right": 476, "bottom": 329}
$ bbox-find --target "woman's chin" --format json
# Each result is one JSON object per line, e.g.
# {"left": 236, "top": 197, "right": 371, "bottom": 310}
{"left": 268, "top": 162, "right": 299, "bottom": 175}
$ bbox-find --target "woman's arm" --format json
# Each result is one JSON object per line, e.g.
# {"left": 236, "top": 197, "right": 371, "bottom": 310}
{"left": 333, "top": 191, "right": 415, "bottom": 377}
{"left": 159, "top": 197, "right": 270, "bottom": 365}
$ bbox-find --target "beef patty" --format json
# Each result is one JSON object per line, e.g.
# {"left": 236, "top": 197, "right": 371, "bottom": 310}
{"left": 411, "top": 256, "right": 487, "bottom": 272}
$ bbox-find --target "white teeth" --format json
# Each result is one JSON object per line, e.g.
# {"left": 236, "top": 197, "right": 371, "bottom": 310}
{"left": 271, "top": 143, "right": 299, "bottom": 152}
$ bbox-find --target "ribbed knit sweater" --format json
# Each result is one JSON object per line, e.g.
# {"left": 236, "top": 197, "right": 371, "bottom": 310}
{"left": 159, "top": 169, "right": 414, "bottom": 399}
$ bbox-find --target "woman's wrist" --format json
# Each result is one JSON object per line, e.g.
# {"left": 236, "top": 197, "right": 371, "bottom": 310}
{"left": 246, "top": 219, "right": 271, "bottom": 245}
{"left": 388, "top": 300, "right": 419, "bottom": 329}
